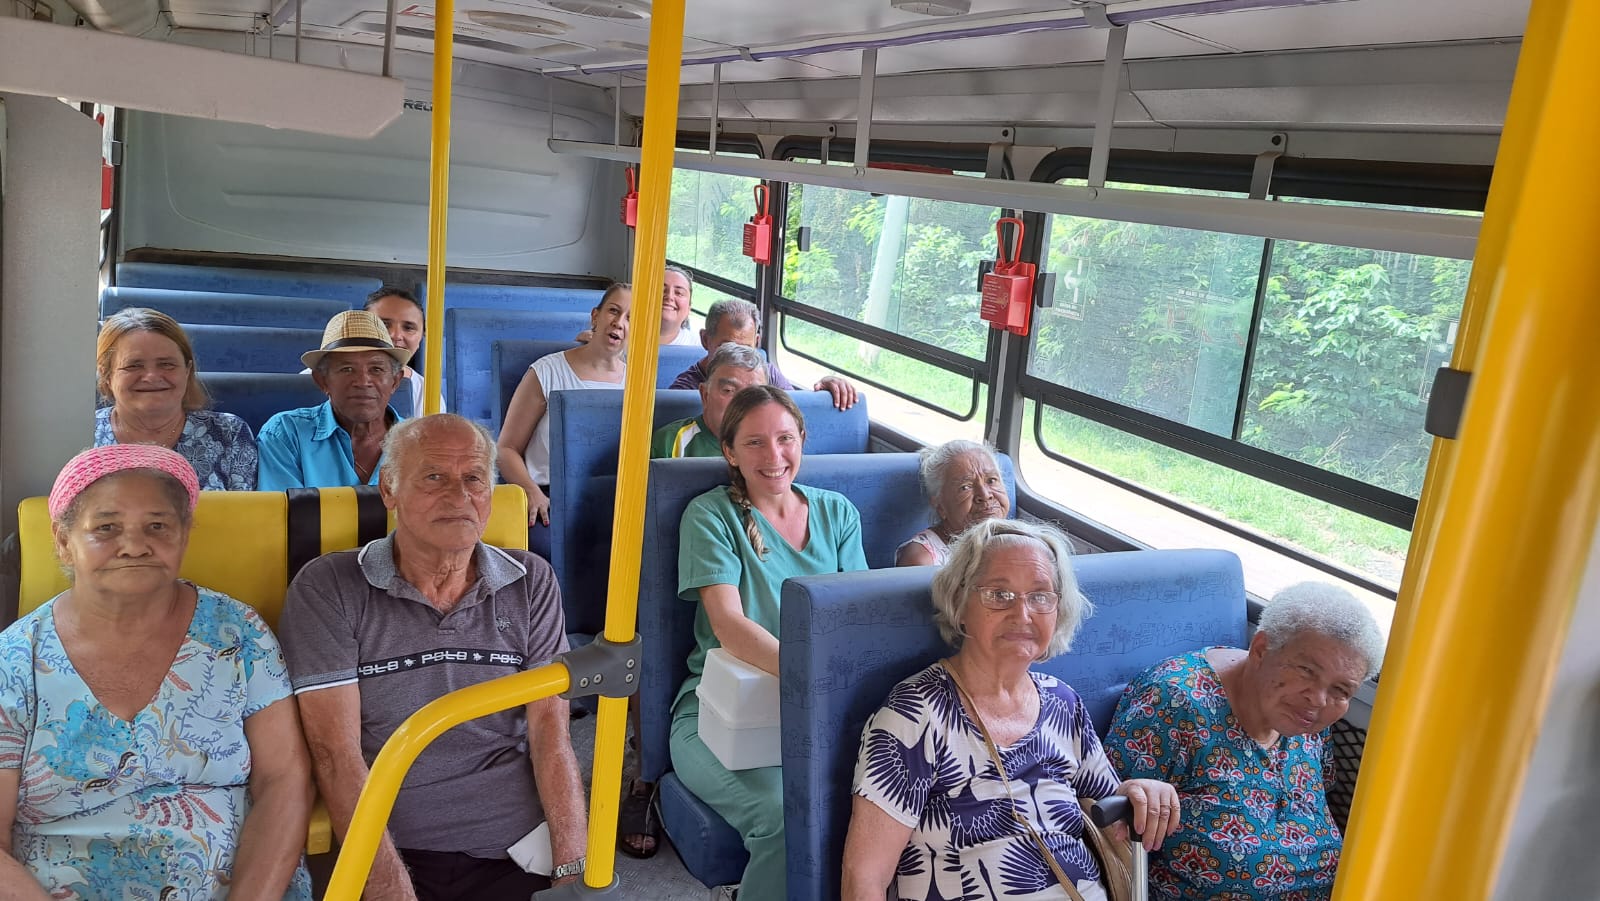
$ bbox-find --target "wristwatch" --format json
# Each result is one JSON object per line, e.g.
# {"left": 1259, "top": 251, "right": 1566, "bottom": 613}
{"left": 552, "top": 857, "right": 586, "bottom": 880}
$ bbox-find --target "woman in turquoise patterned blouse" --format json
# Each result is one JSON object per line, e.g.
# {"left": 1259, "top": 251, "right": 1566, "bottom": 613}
{"left": 0, "top": 444, "right": 311, "bottom": 900}
{"left": 1104, "top": 582, "right": 1385, "bottom": 901}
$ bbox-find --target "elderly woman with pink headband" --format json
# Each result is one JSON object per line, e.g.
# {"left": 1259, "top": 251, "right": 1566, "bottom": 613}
{"left": 0, "top": 445, "right": 312, "bottom": 901}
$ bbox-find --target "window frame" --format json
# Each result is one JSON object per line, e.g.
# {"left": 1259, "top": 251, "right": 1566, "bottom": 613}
{"left": 767, "top": 139, "right": 1001, "bottom": 422}
{"left": 1018, "top": 149, "right": 1489, "bottom": 535}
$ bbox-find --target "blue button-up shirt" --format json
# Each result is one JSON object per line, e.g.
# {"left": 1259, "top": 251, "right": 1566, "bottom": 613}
{"left": 256, "top": 400, "right": 402, "bottom": 491}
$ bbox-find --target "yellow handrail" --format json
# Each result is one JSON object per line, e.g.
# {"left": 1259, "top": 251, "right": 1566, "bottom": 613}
{"left": 320, "top": 2, "right": 684, "bottom": 895}
{"left": 323, "top": 663, "right": 571, "bottom": 898}
{"left": 1334, "top": 0, "right": 1600, "bottom": 896}
{"left": 419, "top": 0, "right": 454, "bottom": 415}
{"left": 582, "top": 0, "right": 686, "bottom": 889}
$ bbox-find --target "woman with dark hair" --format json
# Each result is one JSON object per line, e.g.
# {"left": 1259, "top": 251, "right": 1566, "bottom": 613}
{"left": 670, "top": 385, "right": 868, "bottom": 901}
{"left": 94, "top": 307, "right": 257, "bottom": 490}
{"left": 364, "top": 286, "right": 443, "bottom": 414}
{"left": 496, "top": 283, "right": 631, "bottom": 557}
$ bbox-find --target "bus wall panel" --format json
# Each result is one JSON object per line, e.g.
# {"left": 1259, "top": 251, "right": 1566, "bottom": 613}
{"left": 120, "top": 95, "right": 628, "bottom": 277}
{"left": 0, "top": 94, "right": 101, "bottom": 536}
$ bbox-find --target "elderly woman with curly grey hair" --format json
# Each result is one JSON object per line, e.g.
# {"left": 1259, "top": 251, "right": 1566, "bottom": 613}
{"left": 1104, "top": 582, "right": 1385, "bottom": 901}
{"left": 896, "top": 439, "right": 1011, "bottom": 566}
{"left": 843, "top": 519, "right": 1180, "bottom": 901}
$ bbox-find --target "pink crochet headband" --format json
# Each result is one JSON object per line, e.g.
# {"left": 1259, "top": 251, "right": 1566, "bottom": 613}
{"left": 49, "top": 444, "right": 202, "bottom": 521}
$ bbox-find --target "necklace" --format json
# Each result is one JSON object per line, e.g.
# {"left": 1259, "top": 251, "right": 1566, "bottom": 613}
{"left": 113, "top": 409, "right": 185, "bottom": 448}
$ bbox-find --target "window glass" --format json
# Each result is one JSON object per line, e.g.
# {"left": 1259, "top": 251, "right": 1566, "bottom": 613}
{"left": 774, "top": 317, "right": 988, "bottom": 446}
{"left": 666, "top": 152, "right": 760, "bottom": 288}
{"left": 782, "top": 184, "right": 996, "bottom": 361}
{"left": 1242, "top": 200, "right": 1476, "bottom": 497}
{"left": 1032, "top": 182, "right": 1263, "bottom": 436}
{"left": 1022, "top": 401, "right": 1398, "bottom": 627}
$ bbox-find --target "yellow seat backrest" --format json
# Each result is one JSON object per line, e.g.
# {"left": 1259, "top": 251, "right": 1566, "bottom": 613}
{"left": 19, "top": 491, "right": 292, "bottom": 624}
{"left": 16, "top": 484, "right": 529, "bottom": 857}
{"left": 19, "top": 486, "right": 529, "bottom": 626}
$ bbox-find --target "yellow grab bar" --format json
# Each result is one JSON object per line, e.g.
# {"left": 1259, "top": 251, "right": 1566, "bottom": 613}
{"left": 1335, "top": 0, "right": 1600, "bottom": 896}
{"left": 419, "top": 0, "right": 454, "bottom": 415}
{"left": 580, "top": 0, "right": 686, "bottom": 890}
{"left": 322, "top": 663, "right": 571, "bottom": 899}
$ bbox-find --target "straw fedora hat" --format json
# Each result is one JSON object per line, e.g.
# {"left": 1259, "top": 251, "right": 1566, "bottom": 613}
{"left": 301, "top": 310, "right": 413, "bottom": 370}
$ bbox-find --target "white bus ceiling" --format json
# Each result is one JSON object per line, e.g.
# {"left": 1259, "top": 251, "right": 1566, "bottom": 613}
{"left": 35, "top": 0, "right": 1527, "bottom": 142}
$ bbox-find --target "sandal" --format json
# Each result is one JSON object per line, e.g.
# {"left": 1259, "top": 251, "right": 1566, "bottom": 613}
{"left": 618, "top": 778, "right": 660, "bottom": 859}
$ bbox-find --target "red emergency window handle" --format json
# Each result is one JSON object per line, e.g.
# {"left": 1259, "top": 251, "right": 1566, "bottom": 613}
{"left": 743, "top": 183, "right": 774, "bottom": 264}
{"left": 995, "top": 216, "right": 1025, "bottom": 265}
{"left": 620, "top": 167, "right": 640, "bottom": 228}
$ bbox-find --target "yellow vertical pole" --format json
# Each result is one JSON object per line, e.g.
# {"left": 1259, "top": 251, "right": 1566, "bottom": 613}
{"left": 1334, "top": 0, "right": 1600, "bottom": 897}
{"left": 420, "top": 0, "right": 454, "bottom": 415}
{"left": 581, "top": 0, "right": 684, "bottom": 890}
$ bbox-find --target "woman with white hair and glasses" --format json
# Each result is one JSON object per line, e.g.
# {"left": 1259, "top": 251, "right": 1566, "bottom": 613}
{"left": 1104, "top": 582, "right": 1385, "bottom": 900}
{"left": 844, "top": 519, "right": 1180, "bottom": 901}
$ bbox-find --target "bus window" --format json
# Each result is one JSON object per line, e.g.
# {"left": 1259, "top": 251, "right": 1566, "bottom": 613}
{"left": 1023, "top": 180, "right": 1477, "bottom": 614}
{"left": 774, "top": 183, "right": 994, "bottom": 446}
{"left": 667, "top": 152, "right": 762, "bottom": 314}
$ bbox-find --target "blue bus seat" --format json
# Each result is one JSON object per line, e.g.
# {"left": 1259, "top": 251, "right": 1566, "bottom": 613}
{"left": 636, "top": 453, "right": 1014, "bottom": 888}
{"left": 491, "top": 340, "right": 707, "bottom": 429}
{"left": 421, "top": 282, "right": 605, "bottom": 313}
{"left": 444, "top": 309, "right": 592, "bottom": 425}
{"left": 551, "top": 391, "right": 874, "bottom": 636}
{"left": 491, "top": 339, "right": 577, "bottom": 434}
{"left": 102, "top": 287, "right": 349, "bottom": 329}
{"left": 116, "top": 262, "right": 380, "bottom": 305}
{"left": 778, "top": 550, "right": 1249, "bottom": 901}
{"left": 183, "top": 324, "right": 323, "bottom": 373}
{"left": 199, "top": 372, "right": 322, "bottom": 434}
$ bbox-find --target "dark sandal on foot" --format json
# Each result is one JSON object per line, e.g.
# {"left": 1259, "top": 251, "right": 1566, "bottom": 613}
{"left": 618, "top": 779, "right": 660, "bottom": 859}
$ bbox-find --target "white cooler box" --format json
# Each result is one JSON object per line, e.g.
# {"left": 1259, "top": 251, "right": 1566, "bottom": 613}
{"left": 696, "top": 647, "right": 781, "bottom": 771}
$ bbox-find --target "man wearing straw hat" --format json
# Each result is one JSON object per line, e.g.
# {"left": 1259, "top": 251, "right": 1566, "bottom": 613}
{"left": 258, "top": 310, "right": 411, "bottom": 490}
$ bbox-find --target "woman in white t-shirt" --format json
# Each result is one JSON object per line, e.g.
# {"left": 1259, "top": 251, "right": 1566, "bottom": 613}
{"left": 365, "top": 287, "right": 446, "bottom": 415}
{"left": 496, "top": 283, "right": 631, "bottom": 557}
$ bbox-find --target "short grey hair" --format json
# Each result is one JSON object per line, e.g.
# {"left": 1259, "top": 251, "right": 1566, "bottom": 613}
{"left": 1258, "top": 582, "right": 1385, "bottom": 681}
{"left": 705, "top": 342, "right": 767, "bottom": 381}
{"left": 380, "top": 413, "right": 497, "bottom": 493}
{"left": 704, "top": 298, "right": 759, "bottom": 337}
{"left": 931, "top": 518, "right": 1089, "bottom": 660}
{"left": 918, "top": 439, "right": 1001, "bottom": 501}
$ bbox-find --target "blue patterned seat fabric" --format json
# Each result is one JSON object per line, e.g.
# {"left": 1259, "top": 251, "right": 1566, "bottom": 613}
{"left": 420, "top": 281, "right": 604, "bottom": 313}
{"left": 116, "top": 262, "right": 380, "bottom": 305}
{"left": 444, "top": 308, "right": 593, "bottom": 425}
{"left": 777, "top": 551, "right": 1248, "bottom": 901}
{"left": 182, "top": 324, "right": 324, "bottom": 374}
{"left": 637, "top": 453, "right": 1015, "bottom": 889}
{"left": 101, "top": 288, "right": 351, "bottom": 329}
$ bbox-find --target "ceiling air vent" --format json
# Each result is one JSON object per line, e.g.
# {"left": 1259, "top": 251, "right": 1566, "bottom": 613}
{"left": 890, "top": 0, "right": 971, "bottom": 15}
{"left": 467, "top": 10, "right": 570, "bottom": 33}
{"left": 542, "top": 0, "right": 649, "bottom": 20}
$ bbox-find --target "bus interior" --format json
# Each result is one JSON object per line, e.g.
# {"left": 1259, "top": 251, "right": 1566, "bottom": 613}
{"left": 2, "top": 0, "right": 1597, "bottom": 898}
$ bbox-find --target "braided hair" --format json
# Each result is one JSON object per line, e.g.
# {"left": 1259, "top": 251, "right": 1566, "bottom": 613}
{"left": 717, "top": 385, "right": 807, "bottom": 560}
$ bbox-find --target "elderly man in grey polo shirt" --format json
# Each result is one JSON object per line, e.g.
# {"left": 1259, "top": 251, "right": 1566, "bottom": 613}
{"left": 279, "top": 414, "right": 587, "bottom": 900}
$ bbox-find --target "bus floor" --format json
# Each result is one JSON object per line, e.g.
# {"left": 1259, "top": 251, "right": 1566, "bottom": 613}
{"left": 306, "top": 708, "right": 710, "bottom": 899}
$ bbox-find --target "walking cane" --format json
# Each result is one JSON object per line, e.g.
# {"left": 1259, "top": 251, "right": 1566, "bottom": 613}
{"left": 1090, "top": 796, "right": 1149, "bottom": 901}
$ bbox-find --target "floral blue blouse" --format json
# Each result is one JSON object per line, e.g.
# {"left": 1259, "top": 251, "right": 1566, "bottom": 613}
{"left": 1104, "top": 650, "right": 1342, "bottom": 901}
{"left": 0, "top": 586, "right": 311, "bottom": 900}
{"left": 95, "top": 408, "right": 259, "bottom": 491}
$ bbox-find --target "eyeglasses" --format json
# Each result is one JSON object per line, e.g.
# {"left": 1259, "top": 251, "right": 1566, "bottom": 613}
{"left": 974, "top": 586, "right": 1060, "bottom": 614}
